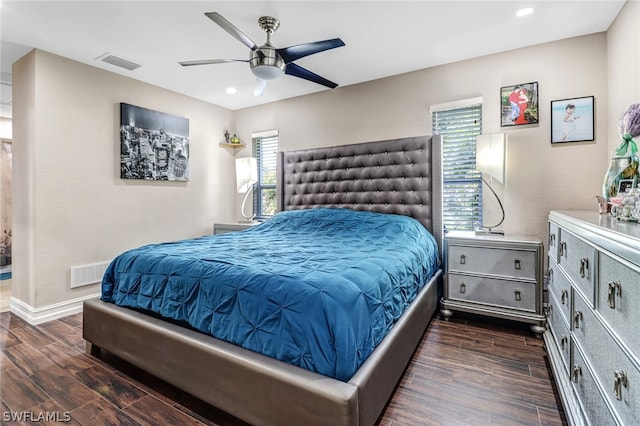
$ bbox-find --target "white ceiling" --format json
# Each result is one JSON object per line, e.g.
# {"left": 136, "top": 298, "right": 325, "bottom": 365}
{"left": 0, "top": 1, "right": 627, "bottom": 118}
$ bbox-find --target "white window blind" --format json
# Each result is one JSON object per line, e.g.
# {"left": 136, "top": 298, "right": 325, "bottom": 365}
{"left": 252, "top": 132, "right": 279, "bottom": 220}
{"left": 432, "top": 103, "right": 483, "bottom": 232}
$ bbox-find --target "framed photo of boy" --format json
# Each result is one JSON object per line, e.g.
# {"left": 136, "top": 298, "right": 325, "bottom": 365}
{"left": 500, "top": 82, "right": 539, "bottom": 127}
{"left": 551, "top": 96, "right": 594, "bottom": 144}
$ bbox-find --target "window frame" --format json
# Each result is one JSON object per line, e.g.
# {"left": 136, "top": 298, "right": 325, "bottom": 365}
{"left": 251, "top": 131, "right": 279, "bottom": 221}
{"left": 431, "top": 99, "right": 483, "bottom": 232}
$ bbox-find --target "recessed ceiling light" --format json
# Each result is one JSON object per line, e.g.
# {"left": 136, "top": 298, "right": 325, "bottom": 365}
{"left": 226, "top": 87, "right": 237, "bottom": 95}
{"left": 516, "top": 7, "right": 534, "bottom": 17}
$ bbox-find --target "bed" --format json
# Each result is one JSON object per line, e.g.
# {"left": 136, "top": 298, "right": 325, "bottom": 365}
{"left": 83, "top": 134, "right": 443, "bottom": 426}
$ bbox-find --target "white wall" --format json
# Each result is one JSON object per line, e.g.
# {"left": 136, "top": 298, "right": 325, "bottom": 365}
{"left": 235, "top": 33, "right": 610, "bottom": 246}
{"left": 12, "top": 49, "right": 235, "bottom": 310}
{"left": 607, "top": 0, "right": 640, "bottom": 156}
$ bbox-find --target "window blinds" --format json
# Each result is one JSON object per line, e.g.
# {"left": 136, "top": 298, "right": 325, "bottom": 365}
{"left": 432, "top": 104, "right": 483, "bottom": 232}
{"left": 252, "top": 133, "right": 279, "bottom": 220}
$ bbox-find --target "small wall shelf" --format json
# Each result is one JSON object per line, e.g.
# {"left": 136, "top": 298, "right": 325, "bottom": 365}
{"left": 219, "top": 143, "right": 246, "bottom": 149}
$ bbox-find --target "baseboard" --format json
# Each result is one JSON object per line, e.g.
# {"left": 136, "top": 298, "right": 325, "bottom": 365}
{"left": 9, "top": 293, "right": 100, "bottom": 325}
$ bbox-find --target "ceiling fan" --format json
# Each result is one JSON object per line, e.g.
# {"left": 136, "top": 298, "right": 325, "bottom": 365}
{"left": 180, "top": 12, "right": 345, "bottom": 96}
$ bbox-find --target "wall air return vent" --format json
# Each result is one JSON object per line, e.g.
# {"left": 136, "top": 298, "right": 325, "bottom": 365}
{"left": 96, "top": 52, "right": 141, "bottom": 71}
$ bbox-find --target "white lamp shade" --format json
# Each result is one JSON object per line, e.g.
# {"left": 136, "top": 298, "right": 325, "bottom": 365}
{"left": 235, "top": 157, "right": 258, "bottom": 193}
{"left": 476, "top": 133, "right": 506, "bottom": 184}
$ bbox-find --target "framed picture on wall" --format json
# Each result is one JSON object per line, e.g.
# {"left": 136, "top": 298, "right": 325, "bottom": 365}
{"left": 500, "top": 81, "right": 539, "bottom": 127}
{"left": 550, "top": 96, "right": 595, "bottom": 144}
{"left": 120, "top": 103, "right": 190, "bottom": 181}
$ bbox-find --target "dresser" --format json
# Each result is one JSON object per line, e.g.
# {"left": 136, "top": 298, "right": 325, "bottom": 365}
{"left": 546, "top": 211, "right": 640, "bottom": 426}
{"left": 440, "top": 231, "right": 546, "bottom": 337}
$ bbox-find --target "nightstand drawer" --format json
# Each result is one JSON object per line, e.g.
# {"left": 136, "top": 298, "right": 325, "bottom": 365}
{"left": 447, "top": 245, "right": 537, "bottom": 281}
{"left": 447, "top": 273, "right": 536, "bottom": 312}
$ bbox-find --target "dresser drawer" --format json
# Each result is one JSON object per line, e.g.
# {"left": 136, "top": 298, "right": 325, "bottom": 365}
{"left": 571, "top": 342, "right": 617, "bottom": 426}
{"left": 447, "top": 245, "right": 537, "bottom": 281}
{"left": 573, "top": 292, "right": 640, "bottom": 425}
{"left": 548, "top": 221, "right": 560, "bottom": 262}
{"left": 558, "top": 229, "right": 596, "bottom": 304}
{"left": 548, "top": 259, "right": 572, "bottom": 326}
{"left": 447, "top": 273, "right": 536, "bottom": 312}
{"left": 548, "top": 293, "right": 571, "bottom": 373}
{"left": 597, "top": 252, "right": 640, "bottom": 359}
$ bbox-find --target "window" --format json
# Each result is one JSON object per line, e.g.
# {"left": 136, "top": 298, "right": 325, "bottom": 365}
{"left": 432, "top": 101, "right": 482, "bottom": 232}
{"left": 252, "top": 131, "right": 279, "bottom": 220}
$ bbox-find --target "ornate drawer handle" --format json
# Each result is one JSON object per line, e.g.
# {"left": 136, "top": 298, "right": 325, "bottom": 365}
{"left": 514, "top": 289, "right": 522, "bottom": 301}
{"left": 607, "top": 280, "right": 622, "bottom": 309}
{"left": 549, "top": 233, "right": 556, "bottom": 246}
{"left": 572, "top": 365, "right": 582, "bottom": 383}
{"left": 460, "top": 254, "right": 466, "bottom": 265}
{"left": 547, "top": 268, "right": 554, "bottom": 283}
{"left": 459, "top": 282, "right": 466, "bottom": 294}
{"left": 514, "top": 258, "right": 521, "bottom": 270}
{"left": 614, "top": 370, "right": 628, "bottom": 401}
{"left": 573, "top": 311, "right": 583, "bottom": 329}
{"left": 579, "top": 258, "right": 589, "bottom": 278}
{"left": 561, "top": 289, "right": 568, "bottom": 305}
{"left": 560, "top": 335, "right": 568, "bottom": 350}
{"left": 560, "top": 242, "right": 567, "bottom": 257}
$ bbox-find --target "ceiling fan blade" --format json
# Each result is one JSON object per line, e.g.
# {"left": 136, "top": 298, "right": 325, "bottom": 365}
{"left": 254, "top": 78, "right": 268, "bottom": 96}
{"left": 277, "top": 38, "right": 345, "bottom": 64}
{"left": 205, "top": 12, "right": 258, "bottom": 51}
{"left": 285, "top": 63, "right": 338, "bottom": 89}
{"left": 179, "top": 59, "right": 248, "bottom": 67}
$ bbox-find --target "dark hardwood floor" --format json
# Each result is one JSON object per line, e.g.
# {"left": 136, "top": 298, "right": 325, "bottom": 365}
{"left": 0, "top": 311, "right": 566, "bottom": 425}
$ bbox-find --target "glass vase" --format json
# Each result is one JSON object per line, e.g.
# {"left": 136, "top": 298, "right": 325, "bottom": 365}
{"left": 602, "top": 155, "right": 639, "bottom": 200}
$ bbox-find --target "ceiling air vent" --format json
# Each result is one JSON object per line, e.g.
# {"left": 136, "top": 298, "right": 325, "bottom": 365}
{"left": 96, "top": 53, "right": 141, "bottom": 71}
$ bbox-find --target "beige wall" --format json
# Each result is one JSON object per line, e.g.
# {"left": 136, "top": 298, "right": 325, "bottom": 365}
{"left": 11, "top": 2, "right": 639, "bottom": 313}
{"left": 12, "top": 50, "right": 235, "bottom": 308}
{"left": 235, "top": 33, "right": 610, "bottom": 246}
{"left": 607, "top": 0, "right": 640, "bottom": 156}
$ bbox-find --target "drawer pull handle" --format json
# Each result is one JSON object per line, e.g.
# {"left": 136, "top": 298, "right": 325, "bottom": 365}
{"left": 560, "top": 242, "right": 567, "bottom": 257}
{"left": 549, "top": 233, "right": 556, "bottom": 247}
{"left": 614, "top": 370, "right": 628, "bottom": 401}
{"left": 547, "top": 268, "right": 554, "bottom": 283}
{"left": 514, "top": 258, "right": 521, "bottom": 270}
{"left": 460, "top": 254, "right": 466, "bottom": 265}
{"left": 514, "top": 289, "right": 522, "bottom": 301}
{"left": 561, "top": 289, "right": 568, "bottom": 305}
{"left": 547, "top": 303, "right": 553, "bottom": 317}
{"left": 459, "top": 282, "right": 466, "bottom": 294}
{"left": 560, "top": 335, "right": 568, "bottom": 350}
{"left": 572, "top": 365, "right": 582, "bottom": 383}
{"left": 607, "top": 280, "right": 622, "bottom": 309}
{"left": 573, "top": 311, "right": 583, "bottom": 329}
{"left": 579, "top": 258, "right": 589, "bottom": 278}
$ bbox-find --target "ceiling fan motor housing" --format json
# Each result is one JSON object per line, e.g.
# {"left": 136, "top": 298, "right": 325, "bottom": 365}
{"left": 250, "top": 46, "right": 285, "bottom": 80}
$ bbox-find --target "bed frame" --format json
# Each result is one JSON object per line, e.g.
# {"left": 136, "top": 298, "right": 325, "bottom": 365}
{"left": 83, "top": 135, "right": 443, "bottom": 426}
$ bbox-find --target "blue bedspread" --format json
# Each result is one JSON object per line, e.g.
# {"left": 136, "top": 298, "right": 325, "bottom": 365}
{"left": 102, "top": 208, "right": 439, "bottom": 381}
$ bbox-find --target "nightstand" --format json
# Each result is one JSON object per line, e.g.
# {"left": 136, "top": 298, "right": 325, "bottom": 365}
{"left": 440, "top": 231, "right": 546, "bottom": 337}
{"left": 213, "top": 222, "right": 258, "bottom": 235}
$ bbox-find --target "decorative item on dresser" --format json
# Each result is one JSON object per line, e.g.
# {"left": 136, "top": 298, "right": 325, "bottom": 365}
{"left": 546, "top": 210, "right": 640, "bottom": 425}
{"left": 440, "top": 231, "right": 546, "bottom": 338}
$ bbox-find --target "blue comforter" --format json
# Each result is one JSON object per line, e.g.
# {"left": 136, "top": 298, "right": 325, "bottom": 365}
{"left": 102, "top": 208, "right": 439, "bottom": 381}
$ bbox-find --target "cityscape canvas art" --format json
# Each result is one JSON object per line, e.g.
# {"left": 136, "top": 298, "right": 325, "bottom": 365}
{"left": 120, "top": 103, "right": 190, "bottom": 181}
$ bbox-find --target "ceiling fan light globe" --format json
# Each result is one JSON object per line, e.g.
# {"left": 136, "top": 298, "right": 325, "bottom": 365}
{"left": 251, "top": 65, "right": 284, "bottom": 80}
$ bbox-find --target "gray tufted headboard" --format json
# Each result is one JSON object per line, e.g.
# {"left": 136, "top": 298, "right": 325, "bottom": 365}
{"left": 277, "top": 135, "right": 443, "bottom": 254}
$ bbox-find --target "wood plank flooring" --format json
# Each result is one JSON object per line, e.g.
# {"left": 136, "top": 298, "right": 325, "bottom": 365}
{"left": 0, "top": 311, "right": 566, "bottom": 425}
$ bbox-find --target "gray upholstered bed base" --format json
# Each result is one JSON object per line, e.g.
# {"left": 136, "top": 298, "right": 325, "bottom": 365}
{"left": 83, "top": 135, "right": 443, "bottom": 425}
